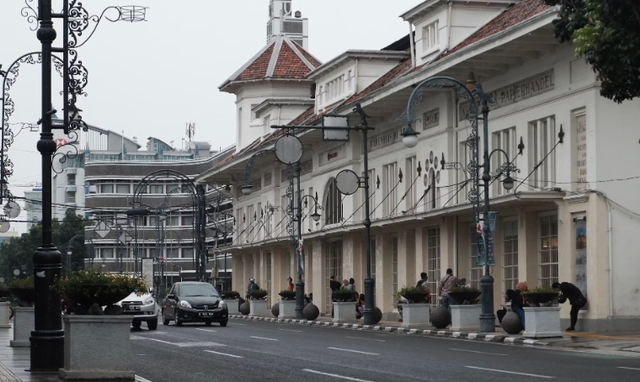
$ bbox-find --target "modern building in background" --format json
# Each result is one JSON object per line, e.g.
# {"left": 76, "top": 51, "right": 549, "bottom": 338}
{"left": 23, "top": 188, "right": 43, "bottom": 231}
{"left": 49, "top": 125, "right": 234, "bottom": 290}
{"left": 199, "top": 0, "right": 640, "bottom": 331}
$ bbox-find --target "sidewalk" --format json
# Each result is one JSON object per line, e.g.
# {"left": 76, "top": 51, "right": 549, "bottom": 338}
{"left": 0, "top": 329, "right": 60, "bottom": 382}
{"left": 230, "top": 314, "right": 640, "bottom": 355}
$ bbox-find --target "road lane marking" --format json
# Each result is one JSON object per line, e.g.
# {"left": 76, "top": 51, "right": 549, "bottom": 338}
{"left": 144, "top": 338, "right": 225, "bottom": 347}
{"left": 234, "top": 323, "right": 247, "bottom": 326}
{"left": 205, "top": 350, "right": 244, "bottom": 359}
{"left": 617, "top": 367, "right": 640, "bottom": 371}
{"left": 135, "top": 376, "right": 153, "bottom": 382}
{"left": 303, "top": 369, "right": 373, "bottom": 382}
{"left": 196, "top": 328, "right": 218, "bottom": 333}
{"left": 278, "top": 329, "right": 304, "bottom": 333}
{"left": 450, "top": 348, "right": 508, "bottom": 356}
{"left": 328, "top": 347, "right": 379, "bottom": 356}
{"left": 250, "top": 336, "right": 278, "bottom": 341}
{"left": 345, "top": 336, "right": 386, "bottom": 343}
{"left": 146, "top": 338, "right": 175, "bottom": 346}
{"left": 465, "top": 366, "right": 554, "bottom": 379}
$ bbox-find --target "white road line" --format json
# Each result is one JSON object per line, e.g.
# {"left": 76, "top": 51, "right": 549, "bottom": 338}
{"left": 145, "top": 338, "right": 175, "bottom": 346}
{"left": 135, "top": 376, "right": 153, "bottom": 382}
{"left": 345, "top": 336, "right": 386, "bottom": 343}
{"left": 205, "top": 350, "right": 244, "bottom": 359}
{"left": 196, "top": 328, "right": 218, "bottom": 333}
{"left": 278, "top": 329, "right": 304, "bottom": 333}
{"left": 465, "top": 366, "right": 555, "bottom": 379}
{"left": 303, "top": 369, "right": 373, "bottom": 382}
{"left": 234, "top": 323, "right": 247, "bottom": 326}
{"left": 617, "top": 366, "right": 640, "bottom": 371}
{"left": 250, "top": 336, "right": 278, "bottom": 341}
{"left": 328, "top": 347, "right": 380, "bottom": 356}
{"left": 450, "top": 348, "right": 508, "bottom": 356}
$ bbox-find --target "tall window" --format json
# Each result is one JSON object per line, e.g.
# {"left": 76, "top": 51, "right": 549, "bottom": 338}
{"left": 492, "top": 127, "right": 517, "bottom": 197}
{"left": 265, "top": 252, "right": 272, "bottom": 306}
{"left": 469, "top": 225, "right": 483, "bottom": 289}
{"left": 539, "top": 215, "right": 559, "bottom": 287}
{"left": 405, "top": 157, "right": 417, "bottom": 213}
{"left": 421, "top": 20, "right": 439, "bottom": 51}
{"left": 183, "top": 248, "right": 194, "bottom": 260}
{"left": 382, "top": 162, "right": 398, "bottom": 217}
{"left": 426, "top": 228, "right": 440, "bottom": 305}
{"left": 390, "top": 236, "right": 399, "bottom": 308}
{"left": 503, "top": 220, "right": 519, "bottom": 293}
{"left": 529, "top": 116, "right": 556, "bottom": 189}
{"left": 324, "top": 240, "right": 343, "bottom": 314}
{"left": 323, "top": 178, "right": 343, "bottom": 225}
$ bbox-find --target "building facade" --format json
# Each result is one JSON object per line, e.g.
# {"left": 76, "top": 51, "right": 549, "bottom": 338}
{"left": 23, "top": 188, "right": 43, "bottom": 231}
{"left": 200, "top": 0, "right": 640, "bottom": 331}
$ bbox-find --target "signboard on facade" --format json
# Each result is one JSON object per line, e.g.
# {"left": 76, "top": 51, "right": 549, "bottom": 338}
{"left": 575, "top": 113, "right": 587, "bottom": 190}
{"left": 423, "top": 108, "right": 440, "bottom": 130}
{"left": 459, "top": 69, "right": 555, "bottom": 121}
{"left": 368, "top": 126, "right": 403, "bottom": 152}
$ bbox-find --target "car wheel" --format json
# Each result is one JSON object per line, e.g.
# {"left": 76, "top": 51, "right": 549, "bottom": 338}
{"left": 220, "top": 320, "right": 228, "bottom": 327}
{"left": 175, "top": 310, "right": 183, "bottom": 326}
{"left": 132, "top": 320, "right": 142, "bottom": 330}
{"left": 162, "top": 310, "right": 170, "bottom": 326}
{"left": 205, "top": 321, "right": 212, "bottom": 326}
{"left": 147, "top": 319, "right": 158, "bottom": 331}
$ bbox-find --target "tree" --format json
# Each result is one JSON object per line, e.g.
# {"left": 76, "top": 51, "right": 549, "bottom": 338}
{"left": 0, "top": 211, "right": 88, "bottom": 282}
{"left": 545, "top": 0, "right": 640, "bottom": 103}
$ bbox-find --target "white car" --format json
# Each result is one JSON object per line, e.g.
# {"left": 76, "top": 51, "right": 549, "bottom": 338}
{"left": 118, "top": 292, "right": 159, "bottom": 330}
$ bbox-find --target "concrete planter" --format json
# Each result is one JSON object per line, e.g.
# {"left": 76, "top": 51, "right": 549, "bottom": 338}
{"left": 249, "top": 299, "right": 268, "bottom": 316}
{"left": 523, "top": 306, "right": 562, "bottom": 338}
{"left": 224, "top": 299, "right": 239, "bottom": 315}
{"left": 332, "top": 301, "right": 356, "bottom": 323}
{"left": 10, "top": 307, "right": 34, "bottom": 347}
{"left": 59, "top": 315, "right": 134, "bottom": 381}
{"left": 450, "top": 304, "right": 482, "bottom": 331}
{"left": 0, "top": 302, "right": 11, "bottom": 328}
{"left": 400, "top": 303, "right": 430, "bottom": 328}
{"left": 279, "top": 300, "right": 296, "bottom": 319}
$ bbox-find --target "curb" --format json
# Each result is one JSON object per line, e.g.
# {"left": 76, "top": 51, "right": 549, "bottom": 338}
{"left": 228, "top": 315, "right": 551, "bottom": 347}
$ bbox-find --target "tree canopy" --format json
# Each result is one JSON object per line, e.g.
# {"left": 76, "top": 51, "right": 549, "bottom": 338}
{"left": 0, "top": 212, "right": 88, "bottom": 282}
{"left": 545, "top": 0, "right": 640, "bottom": 103}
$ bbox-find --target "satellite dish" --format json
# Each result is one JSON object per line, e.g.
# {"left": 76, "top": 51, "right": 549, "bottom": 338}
{"left": 335, "top": 170, "right": 360, "bottom": 195}
{"left": 0, "top": 220, "right": 10, "bottom": 233}
{"left": 4, "top": 201, "right": 20, "bottom": 219}
{"left": 274, "top": 135, "right": 303, "bottom": 165}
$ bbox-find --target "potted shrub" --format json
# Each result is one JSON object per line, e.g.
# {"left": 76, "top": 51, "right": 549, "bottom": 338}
{"left": 220, "top": 290, "right": 240, "bottom": 300}
{"left": 278, "top": 290, "right": 296, "bottom": 301}
{"left": 332, "top": 289, "right": 356, "bottom": 302}
{"left": 9, "top": 277, "right": 35, "bottom": 307}
{"left": 448, "top": 285, "right": 481, "bottom": 304}
{"left": 52, "top": 270, "right": 148, "bottom": 315}
{"left": 0, "top": 283, "right": 10, "bottom": 329}
{"left": 521, "top": 286, "right": 559, "bottom": 305}
{"left": 0, "top": 283, "right": 10, "bottom": 300}
{"left": 53, "top": 270, "right": 148, "bottom": 381}
{"left": 248, "top": 289, "right": 268, "bottom": 300}
{"left": 398, "top": 285, "right": 430, "bottom": 304}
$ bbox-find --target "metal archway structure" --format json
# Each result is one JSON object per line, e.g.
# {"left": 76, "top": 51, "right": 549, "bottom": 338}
{"left": 132, "top": 169, "right": 207, "bottom": 281}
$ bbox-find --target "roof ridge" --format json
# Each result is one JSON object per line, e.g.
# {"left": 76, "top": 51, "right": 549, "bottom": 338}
{"left": 285, "top": 38, "right": 316, "bottom": 71}
{"left": 266, "top": 38, "right": 284, "bottom": 78}
{"left": 221, "top": 41, "right": 276, "bottom": 88}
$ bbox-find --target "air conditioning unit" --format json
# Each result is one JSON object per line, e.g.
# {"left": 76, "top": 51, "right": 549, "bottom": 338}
{"left": 88, "top": 185, "right": 98, "bottom": 194}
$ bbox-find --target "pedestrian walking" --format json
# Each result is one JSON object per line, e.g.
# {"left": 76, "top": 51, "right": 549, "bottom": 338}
{"left": 438, "top": 268, "right": 458, "bottom": 310}
{"left": 287, "top": 277, "right": 294, "bottom": 291}
{"left": 553, "top": 281, "right": 587, "bottom": 331}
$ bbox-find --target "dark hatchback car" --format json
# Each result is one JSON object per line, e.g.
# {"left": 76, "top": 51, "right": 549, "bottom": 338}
{"left": 162, "top": 282, "right": 228, "bottom": 327}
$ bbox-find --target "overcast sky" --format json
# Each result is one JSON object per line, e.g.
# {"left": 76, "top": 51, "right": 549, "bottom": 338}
{"left": 1, "top": 0, "right": 417, "bottom": 232}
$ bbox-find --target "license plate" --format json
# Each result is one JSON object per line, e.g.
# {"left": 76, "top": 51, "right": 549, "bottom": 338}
{"left": 199, "top": 312, "right": 214, "bottom": 317}
{"left": 125, "top": 305, "right": 140, "bottom": 311}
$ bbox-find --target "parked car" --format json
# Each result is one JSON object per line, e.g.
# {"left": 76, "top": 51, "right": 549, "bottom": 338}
{"left": 162, "top": 282, "right": 228, "bottom": 327}
{"left": 118, "top": 292, "right": 159, "bottom": 330}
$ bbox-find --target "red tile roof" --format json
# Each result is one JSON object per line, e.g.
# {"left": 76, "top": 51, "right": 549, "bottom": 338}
{"left": 225, "top": 37, "right": 322, "bottom": 86}
{"left": 236, "top": 44, "right": 275, "bottom": 81}
{"left": 443, "top": 0, "right": 551, "bottom": 58}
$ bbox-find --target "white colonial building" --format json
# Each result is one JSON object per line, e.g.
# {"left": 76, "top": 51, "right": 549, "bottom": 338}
{"left": 200, "top": 0, "right": 640, "bottom": 331}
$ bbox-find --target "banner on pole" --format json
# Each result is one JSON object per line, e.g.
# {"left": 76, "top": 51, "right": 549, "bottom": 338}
{"left": 298, "top": 239, "right": 305, "bottom": 275}
{"left": 476, "top": 212, "right": 497, "bottom": 266}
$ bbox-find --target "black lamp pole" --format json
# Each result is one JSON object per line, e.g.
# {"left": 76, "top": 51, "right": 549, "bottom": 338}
{"left": 32, "top": 0, "right": 64, "bottom": 371}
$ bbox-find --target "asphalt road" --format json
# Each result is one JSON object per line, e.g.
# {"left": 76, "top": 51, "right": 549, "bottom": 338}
{"left": 130, "top": 318, "right": 640, "bottom": 382}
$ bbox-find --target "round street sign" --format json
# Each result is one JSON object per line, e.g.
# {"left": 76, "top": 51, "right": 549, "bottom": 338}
{"left": 336, "top": 169, "right": 360, "bottom": 195}
{"left": 3, "top": 201, "right": 20, "bottom": 219}
{"left": 274, "top": 135, "right": 303, "bottom": 165}
{"left": 0, "top": 220, "right": 10, "bottom": 233}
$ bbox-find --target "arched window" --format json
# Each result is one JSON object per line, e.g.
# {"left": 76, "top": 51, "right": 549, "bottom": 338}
{"left": 323, "top": 178, "right": 343, "bottom": 224}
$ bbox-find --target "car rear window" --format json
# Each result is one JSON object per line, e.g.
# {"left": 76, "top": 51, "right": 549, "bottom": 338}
{"left": 180, "top": 284, "right": 220, "bottom": 297}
